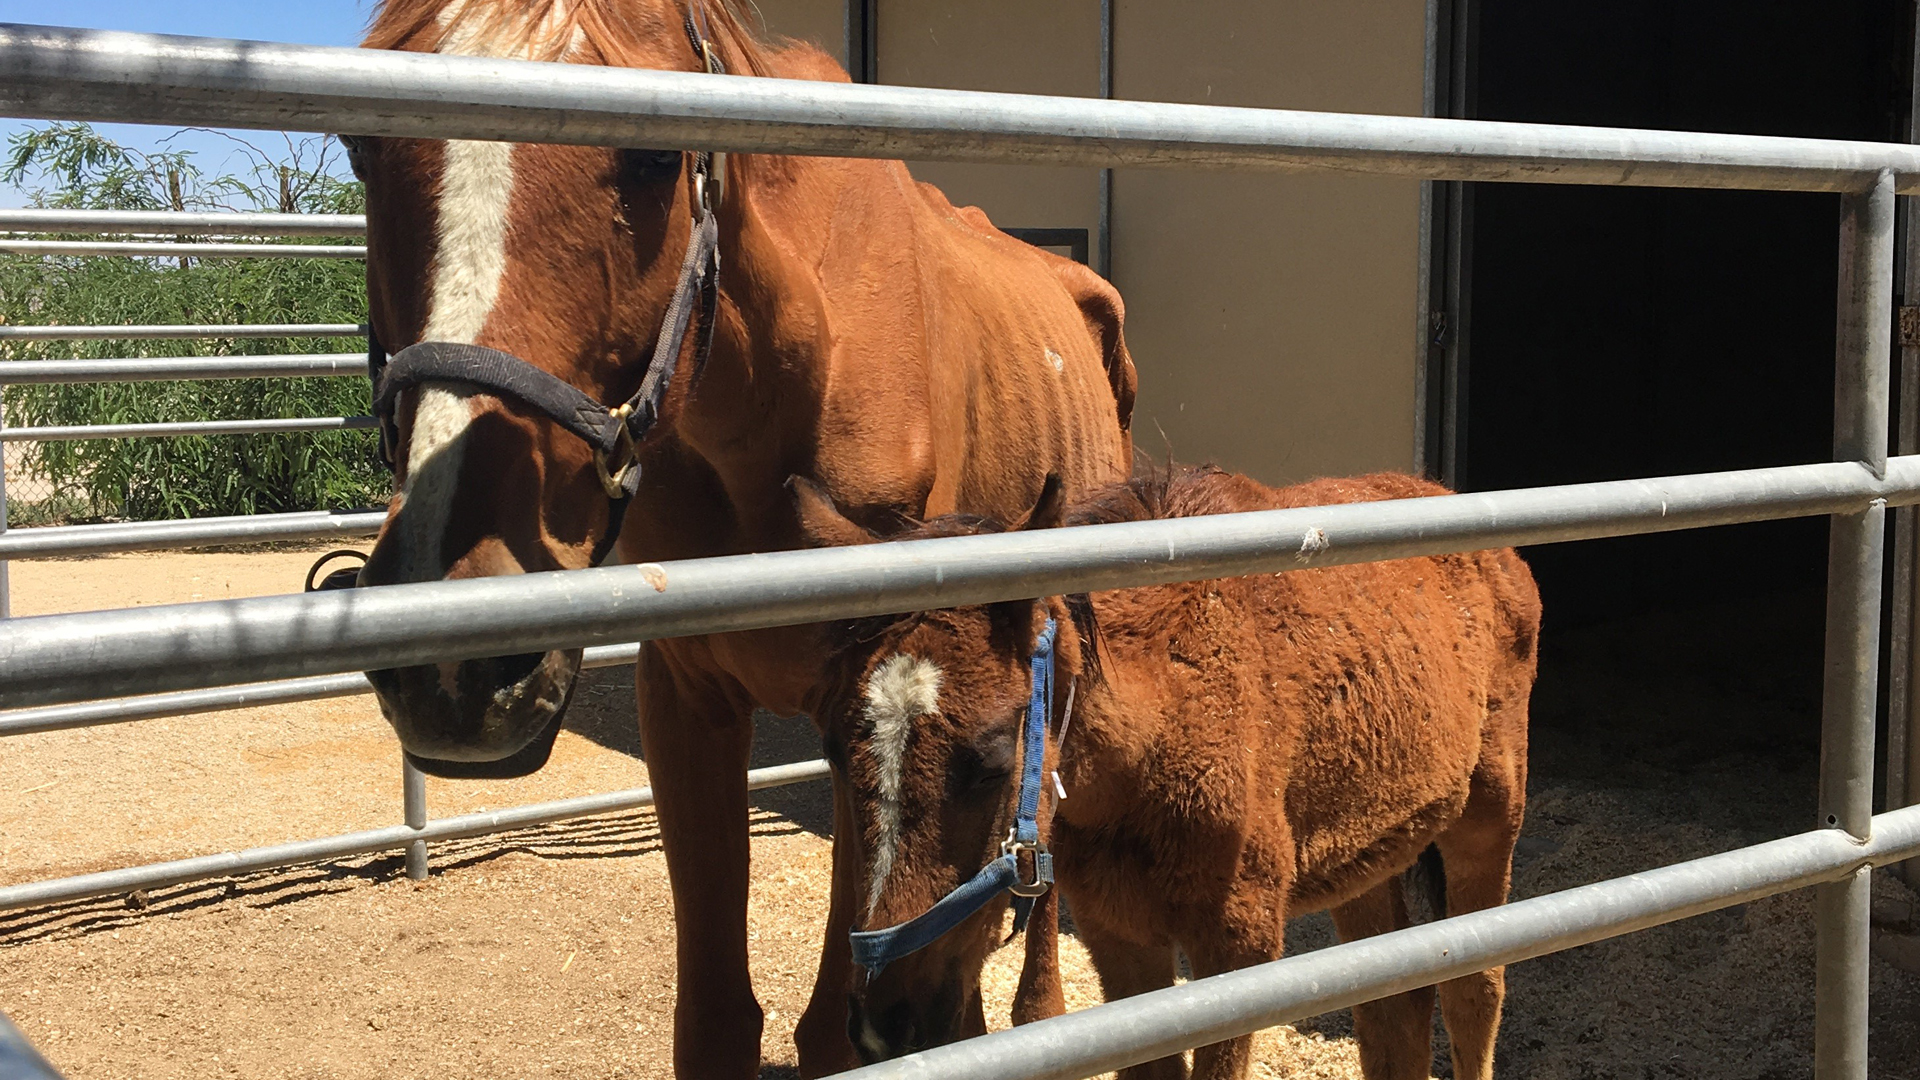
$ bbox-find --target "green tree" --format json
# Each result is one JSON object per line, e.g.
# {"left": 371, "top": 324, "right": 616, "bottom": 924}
{"left": 0, "top": 123, "right": 388, "bottom": 524}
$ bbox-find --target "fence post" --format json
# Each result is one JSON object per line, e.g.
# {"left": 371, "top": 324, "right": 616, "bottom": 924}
{"left": 403, "top": 756, "right": 429, "bottom": 880}
{"left": 1, "top": 396, "right": 11, "bottom": 619}
{"left": 1814, "top": 168, "right": 1894, "bottom": 1080}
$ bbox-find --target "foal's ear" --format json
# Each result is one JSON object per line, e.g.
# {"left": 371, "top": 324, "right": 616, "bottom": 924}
{"left": 786, "top": 475, "right": 879, "bottom": 548}
{"left": 1016, "top": 473, "right": 1068, "bottom": 532}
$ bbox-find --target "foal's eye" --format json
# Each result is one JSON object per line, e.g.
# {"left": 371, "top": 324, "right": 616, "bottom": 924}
{"left": 621, "top": 148, "right": 684, "bottom": 184}
{"left": 949, "top": 731, "right": 1016, "bottom": 795}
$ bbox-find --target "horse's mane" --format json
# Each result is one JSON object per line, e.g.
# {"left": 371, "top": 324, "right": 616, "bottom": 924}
{"left": 363, "top": 0, "right": 798, "bottom": 77}
{"left": 822, "top": 467, "right": 1238, "bottom": 689}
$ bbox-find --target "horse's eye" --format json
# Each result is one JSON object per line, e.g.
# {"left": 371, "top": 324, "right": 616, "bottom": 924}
{"left": 621, "top": 148, "right": 683, "bottom": 184}
{"left": 338, "top": 135, "right": 370, "bottom": 180}
{"left": 950, "top": 730, "right": 1016, "bottom": 795}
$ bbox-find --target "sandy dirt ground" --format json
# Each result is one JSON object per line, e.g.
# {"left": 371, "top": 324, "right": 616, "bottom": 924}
{"left": 2, "top": 550, "right": 1917, "bottom": 1079}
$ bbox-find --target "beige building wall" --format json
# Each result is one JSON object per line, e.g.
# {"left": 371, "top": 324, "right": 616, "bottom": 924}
{"left": 874, "top": 0, "right": 1105, "bottom": 268}
{"left": 1111, "top": 1, "right": 1425, "bottom": 483}
{"left": 753, "top": 0, "right": 846, "bottom": 66}
{"left": 749, "top": 0, "right": 1427, "bottom": 485}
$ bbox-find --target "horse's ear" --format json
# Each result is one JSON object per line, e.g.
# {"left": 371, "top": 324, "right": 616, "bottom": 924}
{"left": 1017, "top": 473, "right": 1068, "bottom": 532}
{"left": 787, "top": 475, "right": 878, "bottom": 548}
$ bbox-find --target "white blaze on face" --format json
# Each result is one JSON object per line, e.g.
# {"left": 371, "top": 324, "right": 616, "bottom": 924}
{"left": 395, "top": 8, "right": 533, "bottom": 578}
{"left": 861, "top": 653, "right": 944, "bottom": 916}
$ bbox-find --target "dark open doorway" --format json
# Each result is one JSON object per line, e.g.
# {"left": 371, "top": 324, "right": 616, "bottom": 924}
{"left": 1448, "top": 0, "right": 1909, "bottom": 754}
{"left": 1416, "top": 5, "right": 1920, "bottom": 1074}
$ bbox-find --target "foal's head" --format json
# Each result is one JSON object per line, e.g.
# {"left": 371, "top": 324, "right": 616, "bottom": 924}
{"left": 348, "top": 0, "right": 771, "bottom": 775}
{"left": 793, "top": 476, "right": 1095, "bottom": 1060}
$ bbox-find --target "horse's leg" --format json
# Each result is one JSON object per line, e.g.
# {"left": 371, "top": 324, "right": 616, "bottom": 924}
{"left": 1329, "top": 881, "right": 1435, "bottom": 1080}
{"left": 795, "top": 775, "right": 862, "bottom": 1075}
{"left": 1077, "top": 923, "right": 1186, "bottom": 1080}
{"left": 637, "top": 643, "right": 763, "bottom": 1080}
{"left": 1433, "top": 747, "right": 1527, "bottom": 1080}
{"left": 1186, "top": 913, "right": 1285, "bottom": 1080}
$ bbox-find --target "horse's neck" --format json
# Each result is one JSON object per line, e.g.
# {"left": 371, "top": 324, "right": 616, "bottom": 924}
{"left": 673, "top": 150, "right": 930, "bottom": 526}
{"left": 1054, "top": 677, "right": 1155, "bottom": 830}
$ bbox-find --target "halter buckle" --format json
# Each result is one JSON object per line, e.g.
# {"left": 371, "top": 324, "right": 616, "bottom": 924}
{"left": 594, "top": 403, "right": 639, "bottom": 499}
{"left": 1002, "top": 831, "right": 1053, "bottom": 898}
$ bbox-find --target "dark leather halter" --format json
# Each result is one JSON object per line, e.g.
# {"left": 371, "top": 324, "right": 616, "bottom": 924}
{"left": 368, "top": 13, "right": 726, "bottom": 568}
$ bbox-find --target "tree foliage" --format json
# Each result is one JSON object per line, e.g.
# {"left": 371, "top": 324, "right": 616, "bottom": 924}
{"left": 0, "top": 123, "right": 389, "bottom": 523}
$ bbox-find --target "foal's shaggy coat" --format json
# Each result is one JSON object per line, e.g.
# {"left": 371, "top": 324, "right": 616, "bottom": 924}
{"left": 798, "top": 468, "right": 1541, "bottom": 1080}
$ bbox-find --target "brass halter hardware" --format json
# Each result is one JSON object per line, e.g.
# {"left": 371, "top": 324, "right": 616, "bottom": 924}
{"left": 594, "top": 402, "right": 639, "bottom": 499}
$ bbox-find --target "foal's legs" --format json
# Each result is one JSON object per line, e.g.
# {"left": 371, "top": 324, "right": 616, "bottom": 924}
{"left": 1184, "top": 891, "right": 1287, "bottom": 1080}
{"left": 1077, "top": 922, "right": 1185, "bottom": 1080}
{"left": 637, "top": 644, "right": 763, "bottom": 1080}
{"left": 1330, "top": 881, "right": 1435, "bottom": 1080}
{"left": 1432, "top": 749, "right": 1527, "bottom": 1080}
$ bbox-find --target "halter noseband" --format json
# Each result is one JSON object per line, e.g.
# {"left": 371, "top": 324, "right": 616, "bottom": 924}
{"left": 367, "top": 14, "right": 727, "bottom": 568}
{"left": 848, "top": 618, "right": 1059, "bottom": 979}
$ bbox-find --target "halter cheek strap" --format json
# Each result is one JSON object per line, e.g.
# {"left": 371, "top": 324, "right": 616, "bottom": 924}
{"left": 848, "top": 618, "right": 1058, "bottom": 979}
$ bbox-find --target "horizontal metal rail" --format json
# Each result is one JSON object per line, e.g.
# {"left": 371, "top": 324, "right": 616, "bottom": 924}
{"left": 0, "top": 507, "right": 384, "bottom": 559}
{"left": 0, "top": 757, "right": 830, "bottom": 912}
{"left": 4, "top": 24, "right": 1920, "bottom": 193}
{"left": 0, "top": 323, "right": 363, "bottom": 341}
{"left": 0, "top": 642, "right": 641, "bottom": 737}
{"left": 827, "top": 802, "right": 1920, "bottom": 1080}
{"left": 0, "top": 238, "right": 365, "bottom": 258}
{"left": 3, "top": 457, "right": 1916, "bottom": 709}
{"left": 0, "top": 415, "right": 376, "bottom": 441}
{"left": 0, "top": 208, "right": 364, "bottom": 236}
{"left": 0, "top": 353, "right": 364, "bottom": 384}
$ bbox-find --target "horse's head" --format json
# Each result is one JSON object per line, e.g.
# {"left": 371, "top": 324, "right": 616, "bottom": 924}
{"left": 347, "top": 0, "right": 760, "bottom": 776}
{"left": 793, "top": 476, "right": 1085, "bottom": 1061}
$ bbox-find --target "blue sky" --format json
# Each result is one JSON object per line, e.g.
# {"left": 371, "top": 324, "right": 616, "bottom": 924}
{"left": 1, "top": 3, "right": 380, "bottom": 208}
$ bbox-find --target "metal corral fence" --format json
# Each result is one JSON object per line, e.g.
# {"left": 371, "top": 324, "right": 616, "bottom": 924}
{"left": 2, "top": 20, "right": 1920, "bottom": 1080}
{"left": 0, "top": 208, "right": 834, "bottom": 897}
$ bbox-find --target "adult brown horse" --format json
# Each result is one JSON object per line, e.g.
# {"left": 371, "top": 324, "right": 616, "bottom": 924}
{"left": 793, "top": 468, "right": 1539, "bottom": 1080}
{"left": 346, "top": 1, "right": 1136, "bottom": 1076}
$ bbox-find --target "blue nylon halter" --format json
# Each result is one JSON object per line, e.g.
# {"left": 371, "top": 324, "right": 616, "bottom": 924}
{"left": 848, "top": 618, "right": 1058, "bottom": 978}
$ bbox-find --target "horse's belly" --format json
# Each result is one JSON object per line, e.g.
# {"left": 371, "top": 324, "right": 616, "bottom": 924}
{"left": 1286, "top": 786, "right": 1471, "bottom": 914}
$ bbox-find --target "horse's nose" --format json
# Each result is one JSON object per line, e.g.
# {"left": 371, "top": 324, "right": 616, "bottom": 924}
{"left": 848, "top": 994, "right": 919, "bottom": 1064}
{"left": 365, "top": 650, "right": 580, "bottom": 778}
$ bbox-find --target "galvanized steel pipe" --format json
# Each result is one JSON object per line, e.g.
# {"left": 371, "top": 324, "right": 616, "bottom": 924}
{"left": 5, "top": 458, "right": 1920, "bottom": 709}
{"left": 0, "top": 758, "right": 830, "bottom": 912}
{"left": 0, "top": 323, "right": 363, "bottom": 340}
{"left": 1812, "top": 170, "right": 1896, "bottom": 1080}
{"left": 0, "top": 415, "right": 376, "bottom": 441}
{"left": 0, "top": 353, "right": 365, "bottom": 385}
{"left": 0, "top": 208, "right": 364, "bottom": 236}
{"left": 3, "top": 24, "right": 1920, "bottom": 193}
{"left": 0, "top": 239, "right": 365, "bottom": 258}
{"left": 0, "top": 507, "right": 385, "bottom": 559}
{"left": 0, "top": 643, "right": 639, "bottom": 737}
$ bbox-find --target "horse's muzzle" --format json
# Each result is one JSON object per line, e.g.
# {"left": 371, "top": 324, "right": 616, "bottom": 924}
{"left": 847, "top": 980, "right": 971, "bottom": 1064}
{"left": 366, "top": 648, "right": 582, "bottom": 779}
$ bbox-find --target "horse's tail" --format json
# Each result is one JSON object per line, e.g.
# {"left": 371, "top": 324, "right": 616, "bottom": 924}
{"left": 1402, "top": 843, "right": 1448, "bottom": 924}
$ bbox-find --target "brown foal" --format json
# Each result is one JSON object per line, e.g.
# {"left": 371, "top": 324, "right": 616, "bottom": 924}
{"left": 796, "top": 468, "right": 1541, "bottom": 1080}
